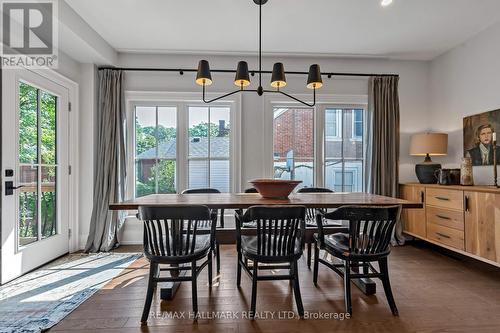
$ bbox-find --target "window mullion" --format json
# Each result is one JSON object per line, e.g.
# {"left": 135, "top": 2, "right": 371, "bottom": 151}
{"left": 155, "top": 106, "right": 159, "bottom": 194}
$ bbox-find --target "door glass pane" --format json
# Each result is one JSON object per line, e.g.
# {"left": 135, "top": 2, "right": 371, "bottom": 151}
{"left": 19, "top": 166, "right": 38, "bottom": 246}
{"left": 41, "top": 166, "right": 57, "bottom": 238}
{"left": 210, "top": 160, "right": 230, "bottom": 192}
{"left": 19, "top": 82, "right": 38, "bottom": 164}
{"left": 157, "top": 160, "right": 176, "bottom": 194}
{"left": 273, "top": 108, "right": 314, "bottom": 189}
{"left": 40, "top": 91, "right": 57, "bottom": 165}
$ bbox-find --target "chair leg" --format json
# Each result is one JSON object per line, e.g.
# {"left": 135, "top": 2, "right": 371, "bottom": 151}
{"left": 216, "top": 242, "right": 221, "bottom": 274}
{"left": 343, "top": 260, "right": 352, "bottom": 315}
{"left": 236, "top": 252, "right": 242, "bottom": 287}
{"left": 208, "top": 251, "right": 213, "bottom": 287}
{"left": 379, "top": 257, "right": 399, "bottom": 316}
{"left": 250, "top": 260, "right": 258, "bottom": 319}
{"left": 307, "top": 241, "right": 312, "bottom": 269}
{"left": 191, "top": 260, "right": 198, "bottom": 316}
{"left": 292, "top": 260, "right": 305, "bottom": 318}
{"left": 313, "top": 241, "right": 320, "bottom": 287}
{"left": 141, "top": 262, "right": 157, "bottom": 324}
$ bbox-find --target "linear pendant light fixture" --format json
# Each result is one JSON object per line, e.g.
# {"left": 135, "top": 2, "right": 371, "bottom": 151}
{"left": 195, "top": 0, "right": 322, "bottom": 106}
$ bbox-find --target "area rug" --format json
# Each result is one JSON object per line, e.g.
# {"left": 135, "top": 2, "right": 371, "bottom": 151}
{"left": 0, "top": 252, "right": 141, "bottom": 333}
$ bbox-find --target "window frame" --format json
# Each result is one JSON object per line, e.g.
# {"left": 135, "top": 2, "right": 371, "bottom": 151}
{"left": 125, "top": 92, "right": 241, "bottom": 199}
{"left": 264, "top": 94, "right": 367, "bottom": 191}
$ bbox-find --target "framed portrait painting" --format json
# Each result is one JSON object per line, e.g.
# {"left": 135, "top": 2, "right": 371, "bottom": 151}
{"left": 463, "top": 109, "right": 500, "bottom": 166}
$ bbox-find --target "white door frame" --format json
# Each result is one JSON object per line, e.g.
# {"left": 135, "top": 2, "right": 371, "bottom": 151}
{"left": 1, "top": 67, "right": 79, "bottom": 284}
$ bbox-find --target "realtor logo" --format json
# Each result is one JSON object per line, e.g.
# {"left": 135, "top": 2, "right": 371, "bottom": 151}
{"left": 1, "top": 0, "right": 58, "bottom": 68}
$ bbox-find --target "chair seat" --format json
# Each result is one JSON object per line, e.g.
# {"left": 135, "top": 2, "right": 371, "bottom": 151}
{"left": 241, "top": 235, "right": 303, "bottom": 262}
{"left": 314, "top": 232, "right": 350, "bottom": 256}
{"left": 145, "top": 234, "right": 211, "bottom": 264}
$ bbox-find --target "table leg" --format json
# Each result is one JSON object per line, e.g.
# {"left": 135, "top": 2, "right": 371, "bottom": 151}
{"left": 351, "top": 262, "right": 376, "bottom": 295}
{"left": 159, "top": 263, "right": 187, "bottom": 301}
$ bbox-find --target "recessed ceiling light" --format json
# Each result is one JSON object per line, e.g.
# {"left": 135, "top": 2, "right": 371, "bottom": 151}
{"left": 381, "top": 0, "right": 393, "bottom": 7}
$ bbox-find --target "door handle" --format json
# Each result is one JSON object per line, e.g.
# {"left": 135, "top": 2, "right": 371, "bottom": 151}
{"left": 5, "top": 181, "right": 25, "bottom": 196}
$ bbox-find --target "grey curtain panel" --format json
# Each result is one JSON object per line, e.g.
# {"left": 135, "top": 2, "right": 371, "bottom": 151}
{"left": 366, "top": 76, "right": 404, "bottom": 244}
{"left": 85, "top": 69, "right": 126, "bottom": 252}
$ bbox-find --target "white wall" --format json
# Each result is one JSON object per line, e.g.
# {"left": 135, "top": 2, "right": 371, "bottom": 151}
{"left": 113, "top": 52, "right": 430, "bottom": 244}
{"left": 429, "top": 20, "right": 500, "bottom": 185}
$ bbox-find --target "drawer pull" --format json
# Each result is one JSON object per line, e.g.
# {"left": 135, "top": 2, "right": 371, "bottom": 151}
{"left": 436, "top": 214, "right": 451, "bottom": 220}
{"left": 435, "top": 196, "right": 450, "bottom": 201}
{"left": 436, "top": 232, "right": 451, "bottom": 239}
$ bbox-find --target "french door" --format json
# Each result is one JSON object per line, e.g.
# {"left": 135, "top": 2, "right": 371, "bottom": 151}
{"left": 1, "top": 69, "right": 70, "bottom": 284}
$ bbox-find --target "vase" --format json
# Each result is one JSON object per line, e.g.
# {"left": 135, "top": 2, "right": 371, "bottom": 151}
{"left": 460, "top": 157, "right": 474, "bottom": 186}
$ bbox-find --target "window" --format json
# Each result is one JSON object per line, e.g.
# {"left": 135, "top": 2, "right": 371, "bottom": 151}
{"left": 273, "top": 107, "right": 314, "bottom": 189}
{"left": 134, "top": 106, "right": 177, "bottom": 197}
{"left": 325, "top": 109, "right": 342, "bottom": 139}
{"left": 325, "top": 108, "right": 364, "bottom": 192}
{"left": 128, "top": 93, "right": 239, "bottom": 199}
{"left": 188, "top": 106, "right": 231, "bottom": 192}
{"left": 353, "top": 109, "right": 363, "bottom": 139}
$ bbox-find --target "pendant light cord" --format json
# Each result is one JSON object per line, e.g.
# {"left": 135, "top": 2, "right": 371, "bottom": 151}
{"left": 259, "top": 1, "right": 262, "bottom": 89}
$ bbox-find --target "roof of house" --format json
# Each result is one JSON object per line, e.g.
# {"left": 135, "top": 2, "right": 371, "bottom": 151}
{"left": 137, "top": 136, "right": 230, "bottom": 159}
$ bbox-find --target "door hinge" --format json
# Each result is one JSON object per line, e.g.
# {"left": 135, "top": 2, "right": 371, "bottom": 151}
{"left": 68, "top": 165, "right": 72, "bottom": 175}
{"left": 68, "top": 229, "right": 72, "bottom": 239}
{"left": 68, "top": 102, "right": 72, "bottom": 112}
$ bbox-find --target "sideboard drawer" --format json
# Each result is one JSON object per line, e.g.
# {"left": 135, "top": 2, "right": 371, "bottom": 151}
{"left": 426, "top": 188, "right": 464, "bottom": 211}
{"left": 426, "top": 206, "right": 464, "bottom": 231}
{"left": 427, "top": 222, "right": 465, "bottom": 250}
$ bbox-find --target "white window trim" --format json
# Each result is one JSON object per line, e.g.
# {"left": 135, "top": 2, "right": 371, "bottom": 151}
{"left": 125, "top": 91, "right": 241, "bottom": 198}
{"left": 264, "top": 93, "right": 367, "bottom": 189}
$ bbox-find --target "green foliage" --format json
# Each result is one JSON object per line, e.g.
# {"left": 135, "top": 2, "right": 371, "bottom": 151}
{"left": 18, "top": 82, "right": 57, "bottom": 241}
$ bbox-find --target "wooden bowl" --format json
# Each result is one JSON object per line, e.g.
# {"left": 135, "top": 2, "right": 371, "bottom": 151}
{"left": 249, "top": 179, "right": 302, "bottom": 199}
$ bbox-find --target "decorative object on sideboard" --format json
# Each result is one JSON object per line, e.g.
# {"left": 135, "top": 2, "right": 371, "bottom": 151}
{"left": 249, "top": 179, "right": 302, "bottom": 199}
{"left": 463, "top": 109, "right": 500, "bottom": 166}
{"left": 460, "top": 157, "right": 474, "bottom": 186}
{"left": 410, "top": 133, "right": 448, "bottom": 184}
{"left": 435, "top": 168, "right": 461, "bottom": 186}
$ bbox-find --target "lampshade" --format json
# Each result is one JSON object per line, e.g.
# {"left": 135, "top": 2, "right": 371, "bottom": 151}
{"left": 234, "top": 61, "right": 250, "bottom": 87}
{"left": 195, "top": 60, "right": 212, "bottom": 86}
{"left": 306, "top": 64, "right": 323, "bottom": 89}
{"left": 410, "top": 133, "right": 448, "bottom": 156}
{"left": 270, "top": 62, "right": 287, "bottom": 88}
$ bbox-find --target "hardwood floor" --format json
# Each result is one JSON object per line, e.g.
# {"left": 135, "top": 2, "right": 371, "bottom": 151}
{"left": 50, "top": 242, "right": 500, "bottom": 333}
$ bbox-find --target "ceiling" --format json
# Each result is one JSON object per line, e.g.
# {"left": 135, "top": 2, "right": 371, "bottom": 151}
{"left": 65, "top": 0, "right": 500, "bottom": 61}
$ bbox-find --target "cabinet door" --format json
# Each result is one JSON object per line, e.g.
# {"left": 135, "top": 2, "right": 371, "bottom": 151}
{"left": 464, "top": 191, "right": 500, "bottom": 264}
{"left": 400, "top": 185, "right": 426, "bottom": 238}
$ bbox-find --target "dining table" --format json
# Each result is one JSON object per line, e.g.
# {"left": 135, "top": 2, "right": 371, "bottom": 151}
{"left": 110, "top": 192, "right": 422, "bottom": 300}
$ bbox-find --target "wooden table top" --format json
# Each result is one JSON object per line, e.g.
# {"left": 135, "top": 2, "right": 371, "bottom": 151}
{"left": 109, "top": 192, "right": 422, "bottom": 210}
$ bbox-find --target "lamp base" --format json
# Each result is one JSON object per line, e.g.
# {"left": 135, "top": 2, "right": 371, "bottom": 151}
{"left": 415, "top": 163, "right": 441, "bottom": 184}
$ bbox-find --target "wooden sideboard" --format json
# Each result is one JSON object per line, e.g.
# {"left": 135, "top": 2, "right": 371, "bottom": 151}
{"left": 400, "top": 183, "right": 500, "bottom": 267}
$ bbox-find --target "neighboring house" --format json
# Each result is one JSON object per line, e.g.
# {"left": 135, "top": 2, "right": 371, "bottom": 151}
{"left": 136, "top": 136, "right": 230, "bottom": 192}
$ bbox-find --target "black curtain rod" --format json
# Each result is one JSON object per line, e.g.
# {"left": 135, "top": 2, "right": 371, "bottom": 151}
{"left": 97, "top": 66, "right": 399, "bottom": 78}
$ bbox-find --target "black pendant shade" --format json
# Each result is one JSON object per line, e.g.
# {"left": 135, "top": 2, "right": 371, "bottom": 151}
{"left": 234, "top": 61, "right": 251, "bottom": 87}
{"left": 270, "top": 62, "right": 287, "bottom": 88}
{"left": 307, "top": 64, "right": 323, "bottom": 89}
{"left": 195, "top": 60, "right": 213, "bottom": 86}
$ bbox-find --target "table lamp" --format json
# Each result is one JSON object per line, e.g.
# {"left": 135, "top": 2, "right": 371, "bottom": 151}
{"left": 410, "top": 133, "right": 448, "bottom": 184}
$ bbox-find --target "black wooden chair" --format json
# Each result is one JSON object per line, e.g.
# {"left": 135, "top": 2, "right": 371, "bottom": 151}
{"left": 182, "top": 188, "right": 224, "bottom": 273}
{"left": 296, "top": 187, "right": 334, "bottom": 268}
{"left": 236, "top": 205, "right": 306, "bottom": 318}
{"left": 313, "top": 205, "right": 402, "bottom": 316}
{"left": 137, "top": 205, "right": 216, "bottom": 324}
